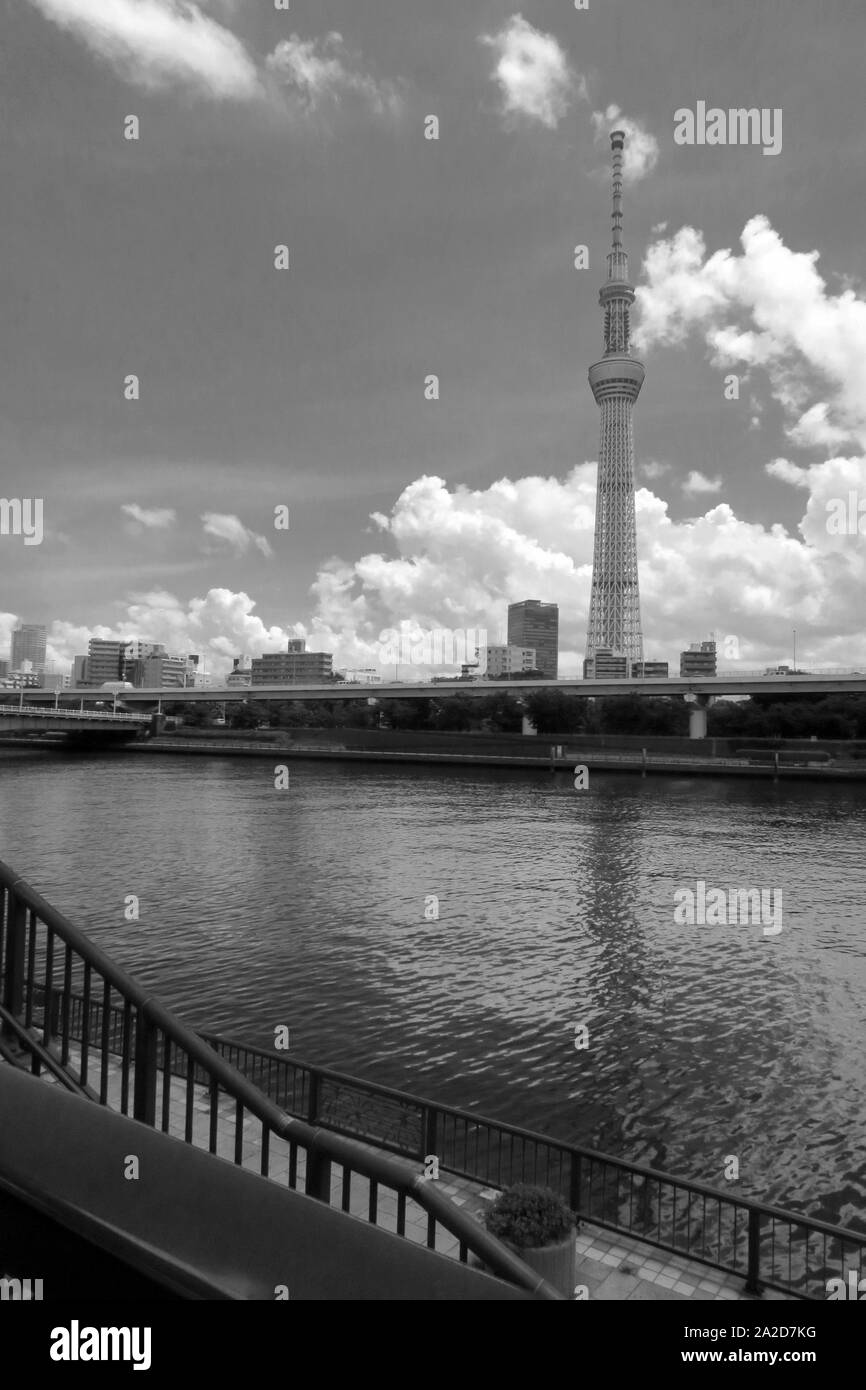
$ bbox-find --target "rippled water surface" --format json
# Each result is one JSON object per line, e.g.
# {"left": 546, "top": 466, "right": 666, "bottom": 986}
{"left": 1, "top": 748, "right": 864, "bottom": 1229}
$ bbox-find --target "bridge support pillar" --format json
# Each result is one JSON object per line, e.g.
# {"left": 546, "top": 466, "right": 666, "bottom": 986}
{"left": 688, "top": 694, "right": 710, "bottom": 740}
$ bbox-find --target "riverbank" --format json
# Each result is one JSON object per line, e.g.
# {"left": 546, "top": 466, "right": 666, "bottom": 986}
{"left": 130, "top": 739, "right": 866, "bottom": 779}
{"left": 4, "top": 732, "right": 863, "bottom": 780}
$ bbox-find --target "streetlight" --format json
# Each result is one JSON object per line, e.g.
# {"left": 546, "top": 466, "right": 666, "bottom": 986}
{"left": 793, "top": 628, "right": 797, "bottom": 673}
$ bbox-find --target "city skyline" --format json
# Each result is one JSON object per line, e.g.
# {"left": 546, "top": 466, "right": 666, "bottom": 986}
{"left": 2, "top": 2, "right": 865, "bottom": 679}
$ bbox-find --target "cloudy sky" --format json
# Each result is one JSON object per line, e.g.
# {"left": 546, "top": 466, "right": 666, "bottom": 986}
{"left": 2, "top": 0, "right": 865, "bottom": 676}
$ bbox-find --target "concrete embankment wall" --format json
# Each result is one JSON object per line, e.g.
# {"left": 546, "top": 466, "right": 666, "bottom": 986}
{"left": 215, "top": 726, "right": 866, "bottom": 762}
{"left": 115, "top": 727, "right": 866, "bottom": 780}
{"left": 9, "top": 725, "right": 866, "bottom": 778}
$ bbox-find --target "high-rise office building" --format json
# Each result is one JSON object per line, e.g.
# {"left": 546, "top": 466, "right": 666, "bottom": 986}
{"left": 11, "top": 624, "right": 47, "bottom": 673}
{"left": 84, "top": 638, "right": 131, "bottom": 686}
{"left": 584, "top": 131, "right": 645, "bottom": 676}
{"left": 507, "top": 601, "right": 558, "bottom": 679}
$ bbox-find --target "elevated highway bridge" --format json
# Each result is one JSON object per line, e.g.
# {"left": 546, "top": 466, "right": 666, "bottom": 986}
{"left": 12, "top": 673, "right": 866, "bottom": 705}
{"left": 9, "top": 675, "right": 866, "bottom": 740}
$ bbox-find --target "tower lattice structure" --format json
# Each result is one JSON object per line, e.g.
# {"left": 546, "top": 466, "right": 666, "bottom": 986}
{"left": 585, "top": 130, "right": 645, "bottom": 672}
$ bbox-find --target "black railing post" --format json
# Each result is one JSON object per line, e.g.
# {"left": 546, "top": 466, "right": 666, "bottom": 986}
{"left": 305, "top": 1068, "right": 332, "bottom": 1200}
{"left": 423, "top": 1105, "right": 438, "bottom": 1164}
{"left": 306, "top": 1143, "right": 333, "bottom": 1202}
{"left": 307, "top": 1068, "right": 320, "bottom": 1124}
{"left": 133, "top": 1009, "right": 158, "bottom": 1126}
{"left": 569, "top": 1152, "right": 582, "bottom": 1220}
{"left": 746, "top": 1206, "right": 762, "bottom": 1295}
{"left": 1, "top": 890, "right": 27, "bottom": 1038}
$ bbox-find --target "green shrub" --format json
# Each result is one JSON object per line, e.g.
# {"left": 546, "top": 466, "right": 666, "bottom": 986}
{"left": 483, "top": 1184, "right": 575, "bottom": 1249}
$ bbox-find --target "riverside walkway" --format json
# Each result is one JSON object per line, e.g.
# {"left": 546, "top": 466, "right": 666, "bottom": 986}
{"left": 20, "top": 1038, "right": 790, "bottom": 1303}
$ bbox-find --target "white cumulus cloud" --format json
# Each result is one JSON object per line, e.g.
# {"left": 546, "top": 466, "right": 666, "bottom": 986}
{"left": 28, "top": 0, "right": 262, "bottom": 99}
{"left": 265, "top": 31, "right": 403, "bottom": 117}
{"left": 32, "top": 457, "right": 866, "bottom": 678}
{"left": 683, "top": 471, "right": 723, "bottom": 495}
{"left": 480, "top": 14, "right": 576, "bottom": 129}
{"left": 121, "top": 503, "right": 177, "bottom": 529}
{"left": 201, "top": 512, "right": 272, "bottom": 557}
{"left": 634, "top": 216, "right": 866, "bottom": 451}
{"left": 640, "top": 459, "right": 671, "bottom": 480}
{"left": 298, "top": 467, "right": 866, "bottom": 674}
{"left": 46, "top": 589, "right": 298, "bottom": 675}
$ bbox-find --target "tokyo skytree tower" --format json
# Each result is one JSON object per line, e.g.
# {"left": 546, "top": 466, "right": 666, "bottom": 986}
{"left": 584, "top": 130, "right": 645, "bottom": 672}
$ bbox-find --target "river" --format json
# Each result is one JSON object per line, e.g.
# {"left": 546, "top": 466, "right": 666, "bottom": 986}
{"left": 1, "top": 747, "right": 863, "bottom": 1231}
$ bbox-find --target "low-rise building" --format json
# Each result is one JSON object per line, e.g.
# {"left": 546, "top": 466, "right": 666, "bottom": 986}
{"left": 632, "top": 661, "right": 669, "bottom": 678}
{"left": 40, "top": 670, "right": 72, "bottom": 691}
{"left": 226, "top": 658, "right": 252, "bottom": 688}
{"left": 584, "top": 648, "right": 628, "bottom": 678}
{"left": 341, "top": 669, "right": 383, "bottom": 685}
{"left": 680, "top": 641, "right": 717, "bottom": 677}
{"left": 481, "top": 645, "right": 537, "bottom": 679}
{"left": 250, "top": 648, "right": 334, "bottom": 685}
{"left": 0, "top": 670, "right": 41, "bottom": 689}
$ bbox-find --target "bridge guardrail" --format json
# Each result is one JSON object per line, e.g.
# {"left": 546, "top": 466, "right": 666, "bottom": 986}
{"left": 0, "top": 705, "right": 148, "bottom": 722}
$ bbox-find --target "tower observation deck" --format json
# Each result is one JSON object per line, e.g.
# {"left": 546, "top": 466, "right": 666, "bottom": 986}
{"left": 584, "top": 131, "right": 645, "bottom": 673}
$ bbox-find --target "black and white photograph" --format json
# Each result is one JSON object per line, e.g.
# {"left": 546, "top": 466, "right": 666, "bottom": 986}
{"left": 0, "top": 0, "right": 864, "bottom": 1347}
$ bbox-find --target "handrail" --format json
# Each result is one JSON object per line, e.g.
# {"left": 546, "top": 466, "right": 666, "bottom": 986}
{"left": 0, "top": 1000, "right": 92, "bottom": 1096}
{"left": 0, "top": 1065, "right": 545, "bottom": 1302}
{"left": 196, "top": 1032, "right": 865, "bottom": 1244}
{"left": 0, "top": 862, "right": 561, "bottom": 1300}
{"left": 34, "top": 981, "right": 866, "bottom": 1300}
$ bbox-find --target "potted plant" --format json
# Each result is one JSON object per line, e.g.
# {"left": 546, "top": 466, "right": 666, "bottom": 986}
{"left": 483, "top": 1184, "right": 577, "bottom": 1298}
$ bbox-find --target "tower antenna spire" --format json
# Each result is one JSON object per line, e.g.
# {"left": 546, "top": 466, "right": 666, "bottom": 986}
{"left": 607, "top": 129, "right": 629, "bottom": 285}
{"left": 601, "top": 130, "right": 632, "bottom": 355}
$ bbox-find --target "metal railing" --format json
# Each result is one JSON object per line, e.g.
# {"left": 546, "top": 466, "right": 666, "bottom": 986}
{"left": 30, "top": 983, "right": 866, "bottom": 1301}
{"left": 0, "top": 864, "right": 561, "bottom": 1299}
{"left": 0, "top": 706, "right": 147, "bottom": 723}
{"left": 200, "top": 1039, "right": 866, "bottom": 1300}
